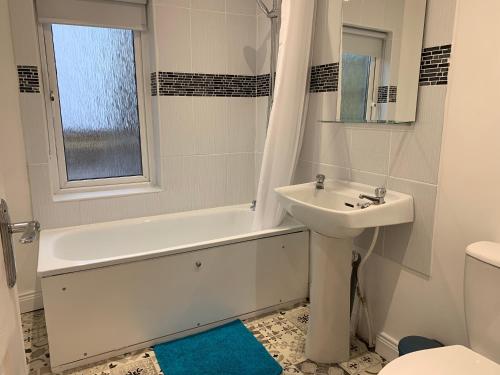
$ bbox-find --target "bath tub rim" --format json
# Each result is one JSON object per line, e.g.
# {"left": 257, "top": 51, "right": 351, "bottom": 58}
{"left": 38, "top": 204, "right": 307, "bottom": 278}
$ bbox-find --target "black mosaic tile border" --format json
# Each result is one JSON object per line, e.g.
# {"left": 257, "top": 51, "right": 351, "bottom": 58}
{"left": 256, "top": 74, "right": 271, "bottom": 97}
{"left": 17, "top": 65, "right": 40, "bottom": 93}
{"left": 419, "top": 44, "right": 451, "bottom": 86}
{"left": 389, "top": 86, "right": 397, "bottom": 102}
{"left": 154, "top": 63, "right": 340, "bottom": 97}
{"left": 150, "top": 72, "right": 157, "bottom": 96}
{"left": 377, "top": 85, "right": 398, "bottom": 103}
{"left": 157, "top": 72, "right": 255, "bottom": 97}
{"left": 377, "top": 86, "right": 388, "bottom": 103}
{"left": 310, "top": 63, "right": 339, "bottom": 93}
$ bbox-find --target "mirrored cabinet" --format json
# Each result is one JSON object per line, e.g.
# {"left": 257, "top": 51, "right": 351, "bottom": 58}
{"left": 322, "top": 0, "right": 427, "bottom": 124}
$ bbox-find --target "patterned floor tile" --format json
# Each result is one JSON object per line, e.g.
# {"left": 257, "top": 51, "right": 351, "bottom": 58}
{"left": 23, "top": 310, "right": 51, "bottom": 375}
{"left": 60, "top": 350, "right": 162, "bottom": 375}
{"left": 282, "top": 364, "right": 303, "bottom": 374}
{"left": 339, "top": 352, "right": 383, "bottom": 375}
{"left": 109, "top": 358, "right": 159, "bottom": 375}
{"left": 284, "top": 305, "right": 310, "bottom": 334}
{"left": 22, "top": 304, "right": 385, "bottom": 375}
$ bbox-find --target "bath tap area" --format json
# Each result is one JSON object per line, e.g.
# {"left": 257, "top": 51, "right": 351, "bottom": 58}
{"left": 1, "top": 0, "right": 500, "bottom": 374}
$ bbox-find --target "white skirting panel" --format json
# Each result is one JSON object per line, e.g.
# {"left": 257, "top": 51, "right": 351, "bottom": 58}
{"left": 18, "top": 290, "right": 44, "bottom": 313}
{"left": 42, "top": 231, "right": 309, "bottom": 372}
{"left": 375, "top": 332, "right": 399, "bottom": 362}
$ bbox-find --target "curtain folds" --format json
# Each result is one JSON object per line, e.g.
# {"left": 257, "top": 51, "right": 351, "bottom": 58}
{"left": 253, "top": 0, "right": 316, "bottom": 230}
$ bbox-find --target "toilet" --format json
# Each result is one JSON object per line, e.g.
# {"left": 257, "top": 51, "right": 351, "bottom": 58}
{"left": 380, "top": 241, "right": 500, "bottom": 374}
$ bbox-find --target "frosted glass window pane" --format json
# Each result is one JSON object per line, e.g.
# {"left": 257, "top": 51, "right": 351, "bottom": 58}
{"left": 340, "top": 53, "right": 371, "bottom": 122}
{"left": 52, "top": 24, "right": 143, "bottom": 181}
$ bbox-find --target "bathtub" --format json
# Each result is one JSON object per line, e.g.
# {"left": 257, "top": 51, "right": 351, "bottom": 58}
{"left": 38, "top": 204, "right": 309, "bottom": 372}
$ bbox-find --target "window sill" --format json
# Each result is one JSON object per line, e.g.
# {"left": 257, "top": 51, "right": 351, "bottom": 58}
{"left": 52, "top": 185, "right": 162, "bottom": 202}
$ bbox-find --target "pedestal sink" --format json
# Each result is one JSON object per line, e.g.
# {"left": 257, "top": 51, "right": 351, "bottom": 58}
{"left": 275, "top": 179, "right": 414, "bottom": 363}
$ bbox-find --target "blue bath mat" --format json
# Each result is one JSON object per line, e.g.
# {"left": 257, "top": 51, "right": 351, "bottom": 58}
{"left": 153, "top": 320, "right": 282, "bottom": 375}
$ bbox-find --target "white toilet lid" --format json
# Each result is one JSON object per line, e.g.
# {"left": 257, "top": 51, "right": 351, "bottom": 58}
{"left": 379, "top": 345, "right": 499, "bottom": 375}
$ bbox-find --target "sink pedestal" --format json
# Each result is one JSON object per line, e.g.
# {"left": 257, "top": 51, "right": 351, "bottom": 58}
{"left": 306, "top": 231, "right": 352, "bottom": 363}
{"left": 276, "top": 179, "right": 414, "bottom": 362}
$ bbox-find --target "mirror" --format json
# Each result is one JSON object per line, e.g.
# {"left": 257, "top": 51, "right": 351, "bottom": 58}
{"left": 336, "top": 0, "right": 427, "bottom": 124}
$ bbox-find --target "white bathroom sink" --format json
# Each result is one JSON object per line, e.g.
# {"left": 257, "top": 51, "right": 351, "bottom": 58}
{"left": 275, "top": 179, "right": 414, "bottom": 238}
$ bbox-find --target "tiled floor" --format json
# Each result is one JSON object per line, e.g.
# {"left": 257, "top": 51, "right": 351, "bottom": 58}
{"left": 22, "top": 305, "right": 385, "bottom": 375}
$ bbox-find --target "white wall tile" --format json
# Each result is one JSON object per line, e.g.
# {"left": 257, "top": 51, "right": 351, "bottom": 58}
{"left": 19, "top": 95, "right": 49, "bottom": 164}
{"left": 159, "top": 96, "right": 195, "bottom": 156}
{"left": 294, "top": 160, "right": 350, "bottom": 184}
{"left": 161, "top": 156, "right": 192, "bottom": 212}
{"left": 8, "top": 0, "right": 41, "bottom": 65}
{"left": 227, "top": 14, "right": 257, "bottom": 74}
{"left": 317, "top": 91, "right": 338, "bottom": 123}
{"left": 300, "top": 93, "right": 320, "bottom": 163}
{"left": 293, "top": 160, "right": 314, "bottom": 184}
{"left": 155, "top": 5, "right": 192, "bottom": 72}
{"left": 254, "top": 152, "right": 263, "bottom": 191}
{"left": 350, "top": 169, "right": 388, "bottom": 187}
{"left": 383, "top": 0, "right": 405, "bottom": 32}
{"left": 389, "top": 86, "right": 446, "bottom": 184}
{"left": 254, "top": 0, "right": 276, "bottom": 14}
{"left": 150, "top": 97, "right": 163, "bottom": 184}
{"left": 227, "top": 97, "right": 256, "bottom": 153}
{"left": 192, "top": 97, "right": 228, "bottom": 154}
{"left": 33, "top": 200, "right": 81, "bottom": 230}
{"left": 161, "top": 155, "right": 228, "bottom": 212}
{"left": 311, "top": 163, "right": 350, "bottom": 181}
{"left": 312, "top": 0, "right": 342, "bottom": 66}
{"left": 226, "top": 0, "right": 256, "bottom": 15}
{"left": 317, "top": 123, "right": 351, "bottom": 167}
{"left": 154, "top": 0, "right": 190, "bottom": 7}
{"left": 191, "top": 154, "right": 227, "bottom": 208}
{"left": 29, "top": 164, "right": 82, "bottom": 229}
{"left": 191, "top": 0, "right": 225, "bottom": 11}
{"left": 354, "top": 227, "right": 385, "bottom": 256}
{"left": 349, "top": 128, "right": 391, "bottom": 174}
{"left": 300, "top": 94, "right": 318, "bottom": 156}
{"left": 226, "top": 153, "right": 255, "bottom": 204}
{"left": 79, "top": 193, "right": 164, "bottom": 225}
{"left": 422, "top": 0, "right": 457, "bottom": 47}
{"left": 162, "top": 155, "right": 200, "bottom": 212}
{"left": 255, "top": 96, "right": 268, "bottom": 153}
{"left": 384, "top": 177, "right": 437, "bottom": 276}
{"left": 27, "top": 164, "right": 53, "bottom": 207}
{"left": 191, "top": 10, "right": 227, "bottom": 74}
{"left": 301, "top": 121, "right": 351, "bottom": 167}
{"left": 256, "top": 14, "right": 271, "bottom": 75}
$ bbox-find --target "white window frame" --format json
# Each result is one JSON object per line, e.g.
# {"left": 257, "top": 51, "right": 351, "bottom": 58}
{"left": 366, "top": 55, "right": 381, "bottom": 121}
{"left": 39, "top": 24, "right": 153, "bottom": 196}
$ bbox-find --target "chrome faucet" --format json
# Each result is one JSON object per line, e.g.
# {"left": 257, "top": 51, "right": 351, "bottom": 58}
{"left": 315, "top": 174, "right": 325, "bottom": 190}
{"left": 250, "top": 200, "right": 257, "bottom": 211}
{"left": 359, "top": 187, "right": 386, "bottom": 205}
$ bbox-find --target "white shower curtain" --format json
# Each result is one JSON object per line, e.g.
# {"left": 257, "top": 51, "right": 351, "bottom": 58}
{"left": 253, "top": 0, "right": 316, "bottom": 230}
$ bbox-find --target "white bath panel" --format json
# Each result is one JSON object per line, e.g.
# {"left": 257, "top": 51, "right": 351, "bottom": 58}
{"left": 41, "top": 230, "right": 309, "bottom": 372}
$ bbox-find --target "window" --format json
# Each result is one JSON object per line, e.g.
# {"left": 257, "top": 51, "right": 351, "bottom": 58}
{"left": 340, "top": 27, "right": 385, "bottom": 122}
{"left": 42, "top": 24, "right": 150, "bottom": 192}
{"left": 340, "top": 53, "right": 372, "bottom": 122}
